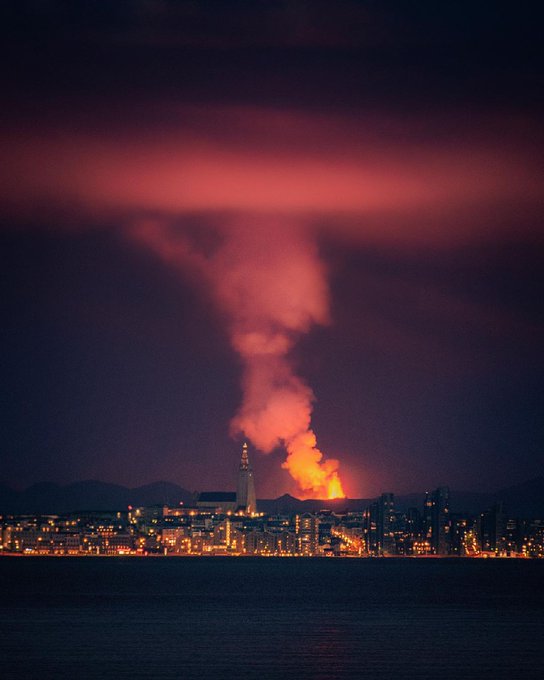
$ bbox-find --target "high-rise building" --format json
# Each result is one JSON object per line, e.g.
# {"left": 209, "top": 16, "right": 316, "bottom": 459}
{"left": 236, "top": 442, "right": 257, "bottom": 514}
{"left": 424, "top": 486, "right": 450, "bottom": 554}
{"left": 378, "top": 492, "right": 396, "bottom": 554}
{"left": 295, "top": 513, "right": 320, "bottom": 555}
{"left": 479, "top": 502, "right": 506, "bottom": 553}
{"left": 363, "top": 493, "right": 396, "bottom": 554}
{"left": 363, "top": 502, "right": 379, "bottom": 554}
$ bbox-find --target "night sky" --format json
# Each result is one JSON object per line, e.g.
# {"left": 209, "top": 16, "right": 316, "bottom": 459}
{"left": 1, "top": 1, "right": 543, "bottom": 498}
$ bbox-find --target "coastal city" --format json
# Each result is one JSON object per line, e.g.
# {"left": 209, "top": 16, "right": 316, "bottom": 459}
{"left": 2, "top": 445, "right": 543, "bottom": 558}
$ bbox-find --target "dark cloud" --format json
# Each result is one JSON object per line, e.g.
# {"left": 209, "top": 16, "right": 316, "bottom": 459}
{"left": 2, "top": 1, "right": 543, "bottom": 110}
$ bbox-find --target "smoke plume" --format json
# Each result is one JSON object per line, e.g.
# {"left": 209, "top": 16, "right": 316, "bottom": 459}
{"left": 132, "top": 219, "right": 345, "bottom": 499}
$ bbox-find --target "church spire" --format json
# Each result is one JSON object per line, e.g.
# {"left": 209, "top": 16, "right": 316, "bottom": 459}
{"left": 236, "top": 441, "right": 257, "bottom": 515}
{"left": 240, "top": 441, "right": 249, "bottom": 470}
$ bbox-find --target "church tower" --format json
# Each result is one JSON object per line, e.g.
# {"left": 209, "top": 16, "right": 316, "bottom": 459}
{"left": 236, "top": 442, "right": 257, "bottom": 514}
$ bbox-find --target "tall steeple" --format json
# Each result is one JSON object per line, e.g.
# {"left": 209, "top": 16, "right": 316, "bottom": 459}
{"left": 236, "top": 442, "right": 257, "bottom": 514}
{"left": 240, "top": 441, "right": 249, "bottom": 470}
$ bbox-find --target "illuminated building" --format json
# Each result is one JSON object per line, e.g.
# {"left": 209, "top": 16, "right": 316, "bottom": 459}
{"left": 194, "top": 443, "right": 257, "bottom": 515}
{"left": 363, "top": 503, "right": 378, "bottom": 553}
{"left": 504, "top": 518, "right": 522, "bottom": 555}
{"left": 449, "top": 514, "right": 473, "bottom": 556}
{"left": 236, "top": 442, "right": 257, "bottom": 514}
{"left": 213, "top": 518, "right": 233, "bottom": 548}
{"left": 295, "top": 513, "right": 319, "bottom": 555}
{"left": 196, "top": 491, "right": 237, "bottom": 513}
{"left": 521, "top": 519, "right": 544, "bottom": 558}
{"left": 424, "top": 486, "right": 450, "bottom": 555}
{"left": 244, "top": 529, "right": 276, "bottom": 555}
{"left": 162, "top": 526, "right": 189, "bottom": 553}
{"left": 379, "top": 493, "right": 396, "bottom": 554}
{"left": 479, "top": 503, "right": 506, "bottom": 554}
{"left": 363, "top": 493, "right": 395, "bottom": 555}
{"left": 401, "top": 507, "right": 423, "bottom": 554}
{"left": 277, "top": 530, "right": 296, "bottom": 555}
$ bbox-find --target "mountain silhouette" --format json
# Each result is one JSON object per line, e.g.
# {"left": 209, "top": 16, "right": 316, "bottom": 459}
{"left": 1, "top": 477, "right": 543, "bottom": 517}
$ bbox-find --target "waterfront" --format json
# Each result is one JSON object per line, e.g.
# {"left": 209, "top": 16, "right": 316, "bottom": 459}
{"left": 1, "top": 557, "right": 543, "bottom": 680}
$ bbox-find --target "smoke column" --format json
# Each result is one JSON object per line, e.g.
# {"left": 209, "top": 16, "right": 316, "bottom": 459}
{"left": 131, "top": 219, "right": 345, "bottom": 499}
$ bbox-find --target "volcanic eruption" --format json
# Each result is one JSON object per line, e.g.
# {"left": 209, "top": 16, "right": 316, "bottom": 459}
{"left": 132, "top": 218, "right": 345, "bottom": 499}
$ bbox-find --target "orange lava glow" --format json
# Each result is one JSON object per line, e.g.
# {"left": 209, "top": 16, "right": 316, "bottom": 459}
{"left": 327, "top": 473, "right": 346, "bottom": 500}
{"left": 280, "top": 431, "right": 346, "bottom": 499}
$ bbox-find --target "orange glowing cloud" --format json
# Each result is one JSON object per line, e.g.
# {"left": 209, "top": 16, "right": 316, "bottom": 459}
{"left": 1, "top": 106, "right": 541, "bottom": 247}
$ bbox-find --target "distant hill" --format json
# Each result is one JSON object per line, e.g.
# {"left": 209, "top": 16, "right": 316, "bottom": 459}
{"left": 490, "top": 477, "right": 544, "bottom": 518}
{"left": 257, "top": 494, "right": 373, "bottom": 515}
{"left": 0, "top": 480, "right": 193, "bottom": 514}
{"left": 1, "top": 477, "right": 543, "bottom": 517}
{"left": 258, "top": 477, "right": 544, "bottom": 518}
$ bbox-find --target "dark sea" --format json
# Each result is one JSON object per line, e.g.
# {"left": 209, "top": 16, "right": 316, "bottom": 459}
{"left": 1, "top": 557, "right": 543, "bottom": 680}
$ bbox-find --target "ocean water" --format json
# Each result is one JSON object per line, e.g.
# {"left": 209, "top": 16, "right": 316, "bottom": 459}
{"left": 1, "top": 557, "right": 543, "bottom": 680}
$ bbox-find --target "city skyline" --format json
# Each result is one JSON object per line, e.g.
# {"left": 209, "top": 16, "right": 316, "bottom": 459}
{"left": 2, "top": 479, "right": 543, "bottom": 558}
